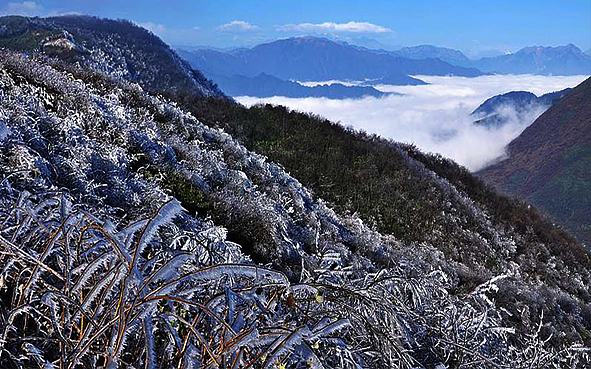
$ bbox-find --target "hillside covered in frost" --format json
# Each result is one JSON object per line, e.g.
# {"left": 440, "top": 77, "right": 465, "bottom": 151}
{"left": 0, "top": 15, "right": 590, "bottom": 369}
{"left": 0, "top": 15, "right": 226, "bottom": 98}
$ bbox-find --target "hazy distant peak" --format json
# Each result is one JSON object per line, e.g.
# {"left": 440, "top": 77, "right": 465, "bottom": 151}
{"left": 516, "top": 43, "right": 585, "bottom": 55}
{"left": 474, "top": 43, "right": 591, "bottom": 75}
{"left": 292, "top": 35, "right": 331, "bottom": 41}
{"left": 472, "top": 90, "right": 539, "bottom": 116}
{"left": 271, "top": 35, "right": 335, "bottom": 45}
{"left": 393, "top": 44, "right": 471, "bottom": 66}
{"left": 398, "top": 44, "right": 466, "bottom": 54}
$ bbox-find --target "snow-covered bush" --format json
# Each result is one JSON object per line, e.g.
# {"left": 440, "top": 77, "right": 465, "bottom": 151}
{"left": 0, "top": 49, "right": 589, "bottom": 367}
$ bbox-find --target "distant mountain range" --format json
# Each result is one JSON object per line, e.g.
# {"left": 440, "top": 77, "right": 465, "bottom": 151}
{"left": 479, "top": 77, "right": 591, "bottom": 247}
{"left": 360, "top": 74, "right": 427, "bottom": 86}
{"left": 177, "top": 36, "right": 484, "bottom": 83}
{"left": 392, "top": 45, "right": 472, "bottom": 67}
{"left": 177, "top": 38, "right": 589, "bottom": 99}
{"left": 472, "top": 88, "right": 571, "bottom": 128}
{"left": 210, "top": 72, "right": 394, "bottom": 98}
{"left": 370, "top": 44, "right": 591, "bottom": 76}
{"left": 474, "top": 44, "right": 591, "bottom": 75}
{"left": 177, "top": 36, "right": 485, "bottom": 99}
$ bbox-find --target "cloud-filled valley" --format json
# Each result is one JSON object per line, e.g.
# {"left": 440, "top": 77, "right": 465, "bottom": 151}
{"left": 237, "top": 74, "right": 588, "bottom": 171}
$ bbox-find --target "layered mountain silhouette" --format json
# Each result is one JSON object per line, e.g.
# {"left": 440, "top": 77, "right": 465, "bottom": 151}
{"left": 209, "top": 72, "right": 394, "bottom": 98}
{"left": 177, "top": 37, "right": 485, "bottom": 98}
{"left": 376, "top": 43, "right": 591, "bottom": 76}
{"left": 392, "top": 44, "right": 472, "bottom": 67}
{"left": 472, "top": 88, "right": 572, "bottom": 128}
{"left": 474, "top": 44, "right": 591, "bottom": 75}
{"left": 177, "top": 39, "right": 590, "bottom": 101}
{"left": 479, "top": 78, "right": 591, "bottom": 247}
{"left": 177, "top": 36, "right": 484, "bottom": 82}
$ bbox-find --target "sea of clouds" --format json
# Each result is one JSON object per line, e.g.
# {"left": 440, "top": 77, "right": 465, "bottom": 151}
{"left": 237, "top": 74, "right": 588, "bottom": 171}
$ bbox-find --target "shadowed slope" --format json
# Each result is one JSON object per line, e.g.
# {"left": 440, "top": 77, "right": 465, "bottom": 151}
{"left": 479, "top": 77, "right": 591, "bottom": 247}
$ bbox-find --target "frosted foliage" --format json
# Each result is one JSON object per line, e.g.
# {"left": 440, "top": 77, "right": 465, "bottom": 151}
{"left": 0, "top": 193, "right": 349, "bottom": 367}
{"left": 0, "top": 51, "right": 589, "bottom": 367}
{"left": 1, "top": 191, "right": 586, "bottom": 368}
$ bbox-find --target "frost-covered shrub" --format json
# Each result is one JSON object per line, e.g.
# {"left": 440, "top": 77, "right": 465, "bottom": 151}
{"left": 0, "top": 49, "right": 590, "bottom": 367}
{"left": 1, "top": 190, "right": 586, "bottom": 368}
{"left": 0, "top": 191, "right": 353, "bottom": 368}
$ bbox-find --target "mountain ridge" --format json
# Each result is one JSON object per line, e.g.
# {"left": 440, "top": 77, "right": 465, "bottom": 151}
{"left": 474, "top": 44, "right": 591, "bottom": 75}
{"left": 472, "top": 88, "right": 572, "bottom": 128}
{"left": 207, "top": 72, "right": 395, "bottom": 98}
{"left": 386, "top": 43, "right": 591, "bottom": 75}
{"left": 0, "top": 15, "right": 227, "bottom": 98}
{"left": 177, "top": 36, "right": 484, "bottom": 83}
{"left": 179, "top": 38, "right": 591, "bottom": 87}
{"left": 392, "top": 44, "right": 472, "bottom": 67}
{"left": 479, "top": 77, "right": 591, "bottom": 247}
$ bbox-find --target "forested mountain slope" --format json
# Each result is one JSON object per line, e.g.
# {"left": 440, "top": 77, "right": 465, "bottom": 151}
{"left": 174, "top": 90, "right": 591, "bottom": 291}
{"left": 479, "top": 77, "right": 591, "bottom": 248}
{"left": 0, "top": 15, "right": 226, "bottom": 98}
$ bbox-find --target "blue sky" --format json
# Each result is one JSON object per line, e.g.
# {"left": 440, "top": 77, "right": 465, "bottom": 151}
{"left": 1, "top": 0, "right": 589, "bottom": 56}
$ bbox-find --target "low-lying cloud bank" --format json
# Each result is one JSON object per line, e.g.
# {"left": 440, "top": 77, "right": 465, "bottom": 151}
{"left": 237, "top": 74, "right": 588, "bottom": 171}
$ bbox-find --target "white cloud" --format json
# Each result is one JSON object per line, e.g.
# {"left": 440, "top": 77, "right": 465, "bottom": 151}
{"left": 237, "top": 74, "right": 588, "bottom": 171}
{"left": 1, "top": 1, "right": 42, "bottom": 16}
{"left": 278, "top": 21, "right": 393, "bottom": 34}
{"left": 217, "top": 20, "right": 258, "bottom": 32}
